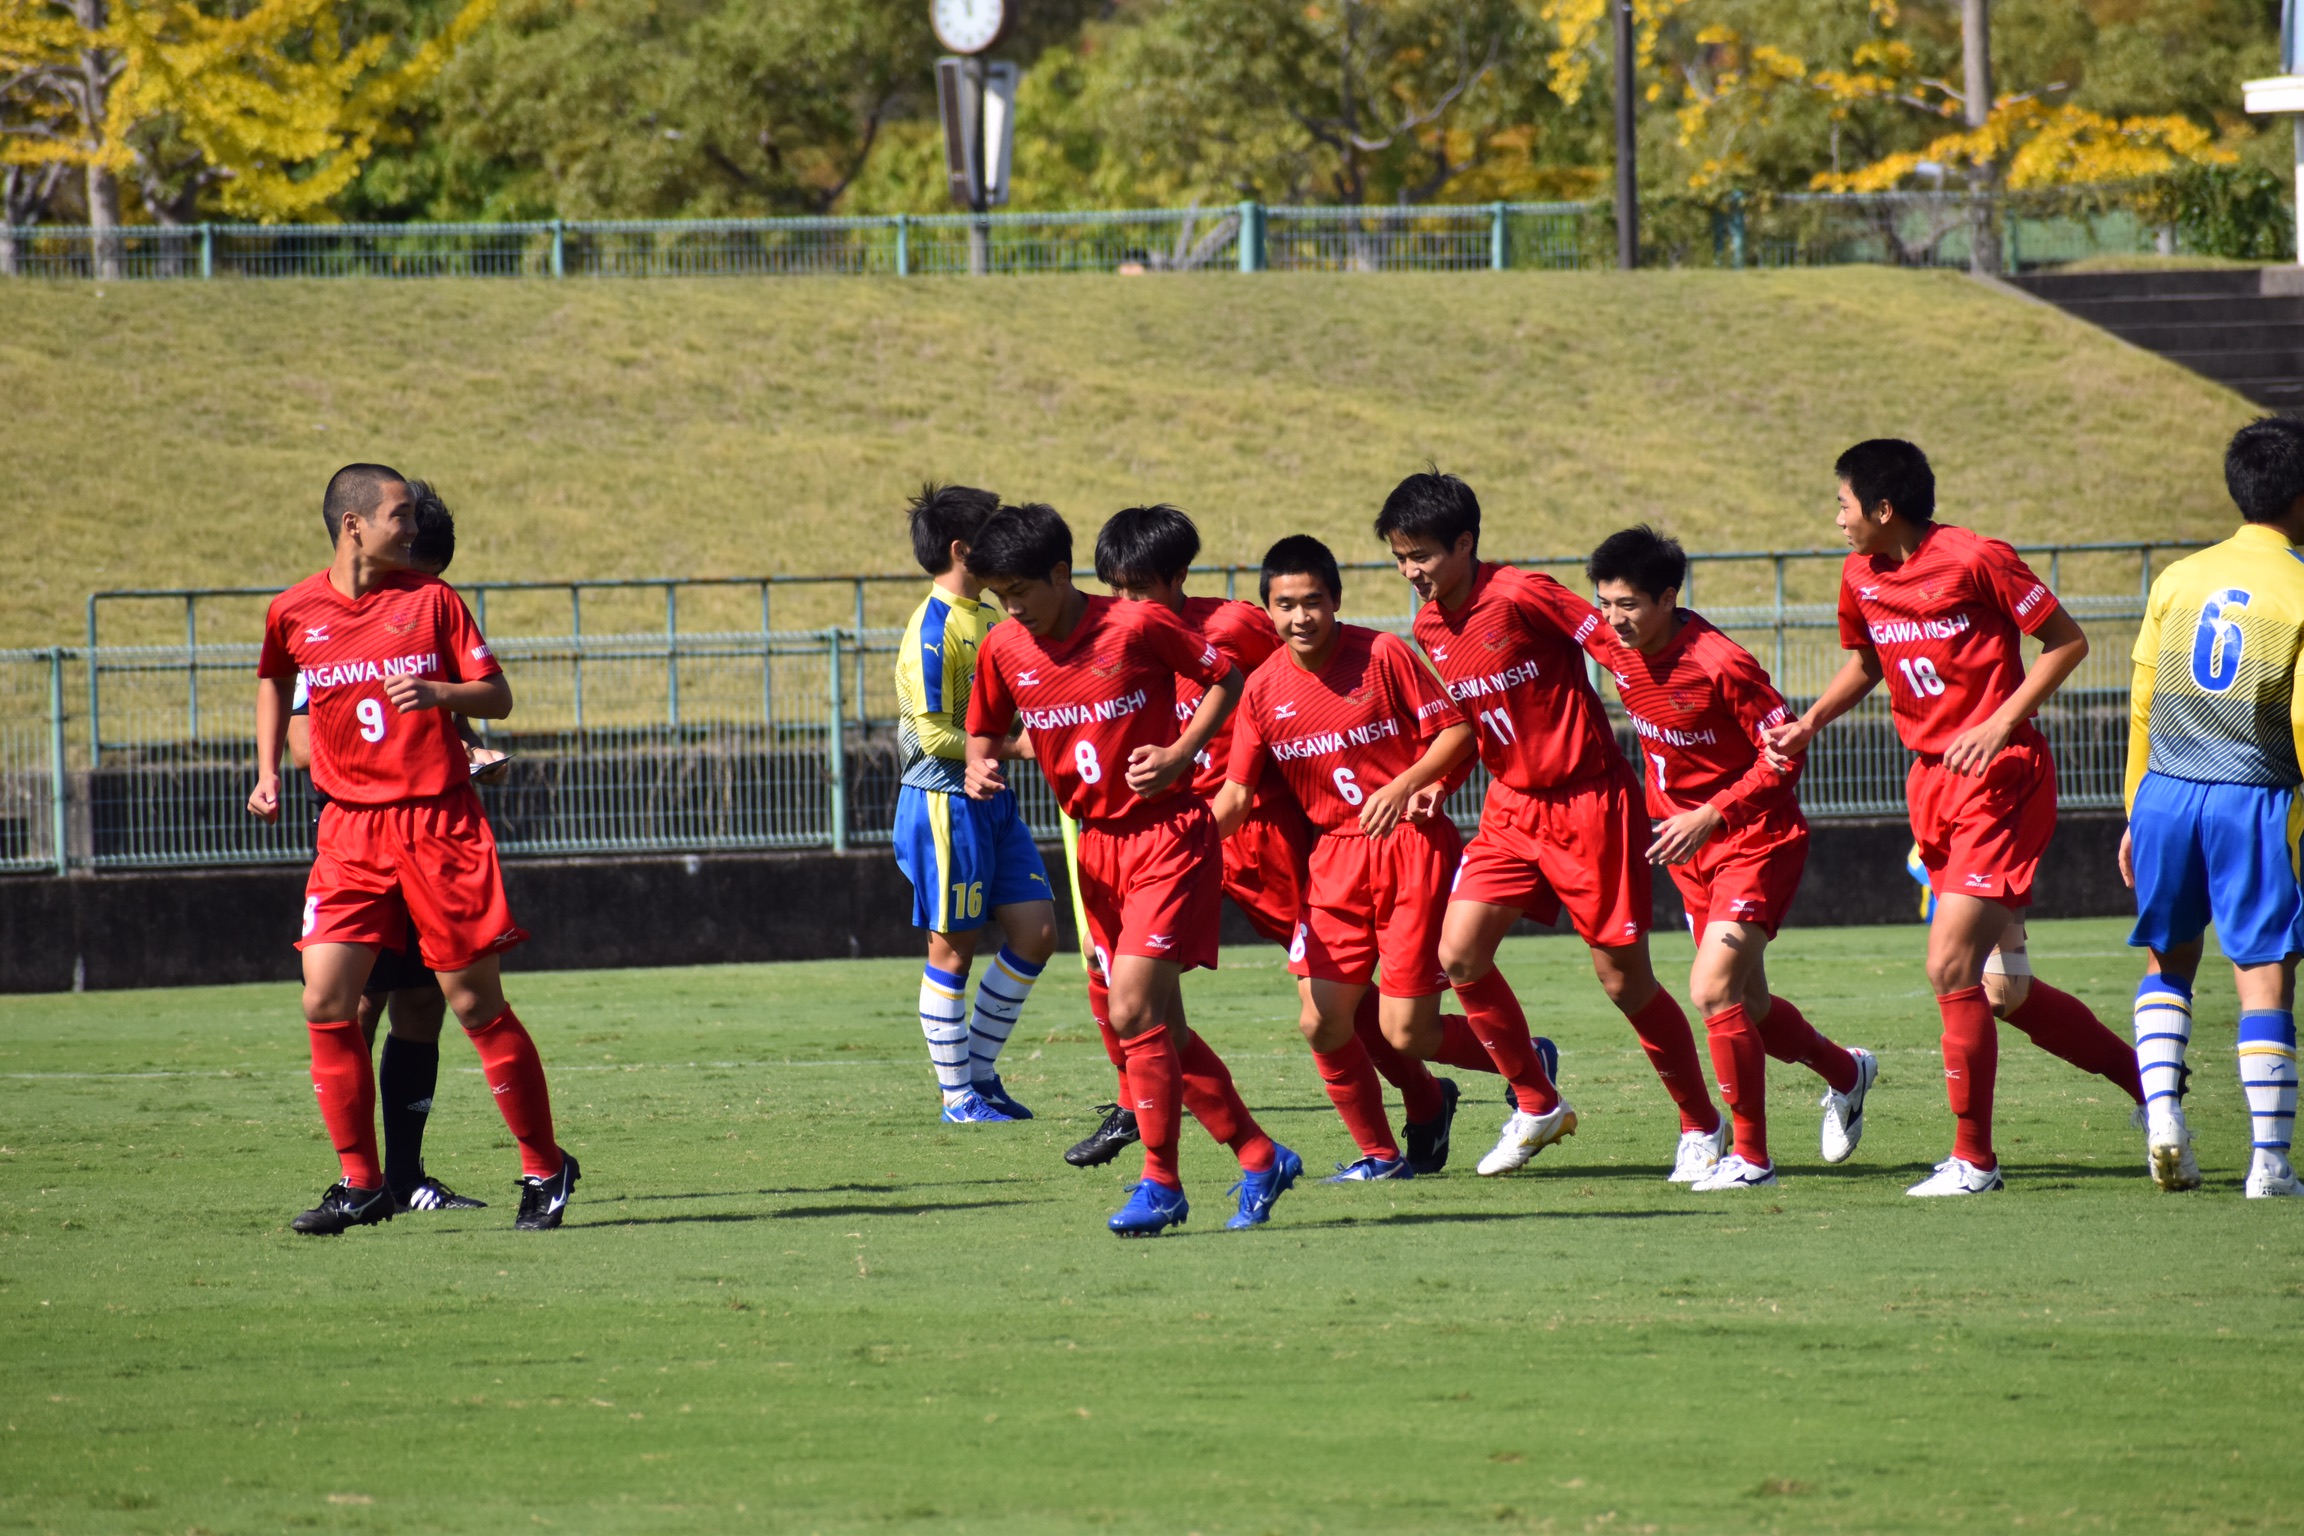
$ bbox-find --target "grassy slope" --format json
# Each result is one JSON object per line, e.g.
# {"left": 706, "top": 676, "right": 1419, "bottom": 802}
{"left": 0, "top": 269, "right": 2256, "bottom": 648}
{"left": 4, "top": 919, "right": 2302, "bottom": 1534}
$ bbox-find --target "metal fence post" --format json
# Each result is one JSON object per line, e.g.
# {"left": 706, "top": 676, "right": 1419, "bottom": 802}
{"left": 199, "top": 224, "right": 214, "bottom": 280}
{"left": 825, "top": 627, "right": 848, "bottom": 853}
{"left": 852, "top": 581, "right": 869, "bottom": 724}
{"left": 48, "top": 648, "right": 69, "bottom": 877}
{"left": 84, "top": 596, "right": 100, "bottom": 770}
{"left": 1772, "top": 554, "right": 1787, "bottom": 680}
{"left": 895, "top": 214, "right": 910, "bottom": 277}
{"left": 665, "top": 584, "right": 680, "bottom": 730}
{"left": 550, "top": 219, "right": 566, "bottom": 279}
{"left": 1730, "top": 193, "right": 1748, "bottom": 269}
{"left": 185, "top": 593, "right": 200, "bottom": 743}
{"left": 570, "top": 587, "right": 585, "bottom": 731}
{"left": 1238, "top": 202, "right": 1263, "bottom": 273}
{"left": 1490, "top": 202, "right": 1509, "bottom": 271}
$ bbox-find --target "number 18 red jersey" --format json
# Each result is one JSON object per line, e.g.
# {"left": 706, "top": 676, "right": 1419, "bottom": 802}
{"left": 968, "top": 594, "right": 1233, "bottom": 825}
{"left": 257, "top": 569, "right": 501, "bottom": 806}
{"left": 1836, "top": 524, "right": 2061, "bottom": 759}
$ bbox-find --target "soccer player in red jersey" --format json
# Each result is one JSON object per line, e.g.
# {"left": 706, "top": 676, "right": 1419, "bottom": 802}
{"left": 1764, "top": 440, "right": 2143, "bottom": 1197}
{"left": 1083, "top": 506, "right": 1477, "bottom": 1173}
{"left": 1587, "top": 526, "right": 1877, "bottom": 1190}
{"left": 1377, "top": 471, "right": 1727, "bottom": 1181}
{"left": 247, "top": 464, "right": 576, "bottom": 1235}
{"left": 963, "top": 501, "right": 1299, "bottom": 1235}
{"left": 1214, "top": 536, "right": 1479, "bottom": 1181}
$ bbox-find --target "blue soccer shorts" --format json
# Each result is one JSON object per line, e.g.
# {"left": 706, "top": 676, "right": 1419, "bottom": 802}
{"left": 892, "top": 784, "right": 1054, "bottom": 933}
{"left": 2128, "top": 771, "right": 2304, "bottom": 966}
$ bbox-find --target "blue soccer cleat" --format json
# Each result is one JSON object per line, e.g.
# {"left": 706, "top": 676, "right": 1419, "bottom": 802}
{"left": 1226, "top": 1143, "right": 1303, "bottom": 1229}
{"left": 1325, "top": 1153, "right": 1415, "bottom": 1182}
{"left": 1536, "top": 1035, "right": 1560, "bottom": 1083}
{"left": 1109, "top": 1179, "right": 1190, "bottom": 1236}
{"left": 941, "top": 1089, "right": 1015, "bottom": 1124}
{"left": 972, "top": 1074, "right": 1033, "bottom": 1120}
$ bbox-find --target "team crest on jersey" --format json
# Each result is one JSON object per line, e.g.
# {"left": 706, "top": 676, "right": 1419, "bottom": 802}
{"left": 1480, "top": 631, "right": 1509, "bottom": 652}
{"left": 1089, "top": 653, "right": 1126, "bottom": 679}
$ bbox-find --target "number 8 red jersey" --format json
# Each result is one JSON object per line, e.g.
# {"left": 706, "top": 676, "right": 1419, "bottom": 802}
{"left": 1836, "top": 524, "right": 2061, "bottom": 758}
{"left": 968, "top": 594, "right": 1233, "bottom": 825}
{"left": 258, "top": 569, "right": 501, "bottom": 806}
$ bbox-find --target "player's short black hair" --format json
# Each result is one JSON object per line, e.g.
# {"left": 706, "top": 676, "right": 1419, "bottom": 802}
{"left": 1259, "top": 534, "right": 1343, "bottom": 604}
{"left": 1586, "top": 525, "right": 1687, "bottom": 602}
{"left": 906, "top": 483, "right": 1001, "bottom": 575}
{"left": 2225, "top": 417, "right": 2304, "bottom": 524}
{"left": 1374, "top": 467, "right": 1481, "bottom": 553}
{"left": 407, "top": 480, "right": 456, "bottom": 572}
{"left": 1094, "top": 504, "right": 1201, "bottom": 586}
{"left": 1835, "top": 439, "right": 1935, "bottom": 525}
{"left": 964, "top": 502, "right": 1073, "bottom": 583}
{"left": 322, "top": 462, "right": 406, "bottom": 541}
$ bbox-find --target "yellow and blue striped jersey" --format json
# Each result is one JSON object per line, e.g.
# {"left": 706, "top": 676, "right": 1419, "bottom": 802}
{"left": 895, "top": 582, "right": 997, "bottom": 793}
{"left": 2127, "top": 522, "right": 2304, "bottom": 810}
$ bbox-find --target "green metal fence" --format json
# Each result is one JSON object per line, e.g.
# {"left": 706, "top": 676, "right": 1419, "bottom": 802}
{"left": 0, "top": 190, "right": 2185, "bottom": 282}
{"left": 0, "top": 540, "right": 2196, "bottom": 876}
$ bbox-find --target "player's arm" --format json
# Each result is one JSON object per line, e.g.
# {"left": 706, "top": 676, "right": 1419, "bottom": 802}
{"left": 1213, "top": 683, "right": 1268, "bottom": 839}
{"left": 286, "top": 715, "right": 312, "bottom": 771}
{"left": 247, "top": 673, "right": 295, "bottom": 822}
{"left": 1767, "top": 578, "right": 1884, "bottom": 763}
{"left": 1128, "top": 662, "right": 1244, "bottom": 796}
{"left": 384, "top": 669, "right": 511, "bottom": 719}
{"left": 1360, "top": 720, "right": 1474, "bottom": 839}
{"left": 1941, "top": 606, "right": 2086, "bottom": 777}
{"left": 963, "top": 647, "right": 1017, "bottom": 801}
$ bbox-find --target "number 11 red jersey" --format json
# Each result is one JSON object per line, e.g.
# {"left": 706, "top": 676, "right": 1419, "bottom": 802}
{"left": 258, "top": 569, "right": 501, "bottom": 806}
{"left": 1412, "top": 562, "right": 1619, "bottom": 793}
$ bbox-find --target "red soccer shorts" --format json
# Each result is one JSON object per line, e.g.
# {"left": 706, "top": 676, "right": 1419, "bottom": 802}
{"left": 1221, "top": 792, "right": 1312, "bottom": 952}
{"left": 1297, "top": 817, "right": 1460, "bottom": 997}
{"left": 1907, "top": 728, "right": 2058, "bottom": 908}
{"left": 302, "top": 787, "right": 528, "bottom": 972}
{"left": 1076, "top": 800, "right": 1223, "bottom": 977}
{"left": 1668, "top": 807, "right": 1809, "bottom": 937}
{"left": 1451, "top": 764, "right": 1652, "bottom": 947}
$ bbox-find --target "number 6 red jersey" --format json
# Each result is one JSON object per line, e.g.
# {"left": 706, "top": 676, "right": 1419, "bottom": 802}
{"left": 1836, "top": 524, "right": 2061, "bottom": 758}
{"left": 969, "top": 594, "right": 1233, "bottom": 825}
{"left": 258, "top": 569, "right": 501, "bottom": 806}
{"left": 1411, "top": 562, "right": 1619, "bottom": 792}
{"left": 1226, "top": 625, "right": 1458, "bottom": 834}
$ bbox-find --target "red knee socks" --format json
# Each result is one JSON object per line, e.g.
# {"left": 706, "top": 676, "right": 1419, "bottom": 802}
{"left": 1177, "top": 1030, "right": 1277, "bottom": 1172}
{"left": 1448, "top": 970, "right": 1559, "bottom": 1115}
{"left": 307, "top": 1019, "right": 382, "bottom": 1190}
{"left": 1353, "top": 989, "right": 1444, "bottom": 1123}
{"left": 465, "top": 1009, "right": 562, "bottom": 1179}
{"left": 1625, "top": 988, "right": 1720, "bottom": 1134}
{"left": 1118, "top": 1027, "right": 1184, "bottom": 1188}
{"left": 2006, "top": 982, "right": 2145, "bottom": 1104}
{"left": 1313, "top": 1035, "right": 1402, "bottom": 1160}
{"left": 1938, "top": 985, "right": 1999, "bottom": 1169}
{"left": 1754, "top": 996, "right": 1859, "bottom": 1095}
{"left": 1704, "top": 1006, "right": 1771, "bottom": 1165}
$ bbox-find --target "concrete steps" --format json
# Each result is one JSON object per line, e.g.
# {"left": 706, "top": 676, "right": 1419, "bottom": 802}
{"left": 2013, "top": 268, "right": 2304, "bottom": 409}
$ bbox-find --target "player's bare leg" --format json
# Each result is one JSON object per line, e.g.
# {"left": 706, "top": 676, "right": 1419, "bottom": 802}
{"left": 290, "top": 942, "right": 391, "bottom": 1234}
{"left": 1589, "top": 938, "right": 1723, "bottom": 1181}
{"left": 1302, "top": 978, "right": 1412, "bottom": 1179}
{"left": 438, "top": 954, "right": 575, "bottom": 1228}
{"left": 1683, "top": 922, "right": 1869, "bottom": 1189}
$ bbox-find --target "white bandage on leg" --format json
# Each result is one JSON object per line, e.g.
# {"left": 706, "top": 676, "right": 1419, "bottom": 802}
{"left": 1982, "top": 950, "right": 2034, "bottom": 979}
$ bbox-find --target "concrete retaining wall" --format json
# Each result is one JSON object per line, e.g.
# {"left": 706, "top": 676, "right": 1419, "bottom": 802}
{"left": 0, "top": 814, "right": 2134, "bottom": 994}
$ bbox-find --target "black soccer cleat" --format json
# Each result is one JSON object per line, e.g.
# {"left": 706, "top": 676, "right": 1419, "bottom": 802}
{"left": 514, "top": 1150, "right": 581, "bottom": 1230}
{"left": 1404, "top": 1076, "right": 1462, "bottom": 1175}
{"left": 393, "top": 1174, "right": 487, "bottom": 1213}
{"left": 290, "top": 1181, "right": 395, "bottom": 1236}
{"left": 1064, "top": 1103, "right": 1141, "bottom": 1168}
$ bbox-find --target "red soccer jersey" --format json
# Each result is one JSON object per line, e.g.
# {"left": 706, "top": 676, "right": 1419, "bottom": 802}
{"left": 969, "top": 593, "right": 1234, "bottom": 825}
{"left": 1413, "top": 562, "right": 1619, "bottom": 793}
{"left": 1227, "top": 625, "right": 1459, "bottom": 835}
{"left": 258, "top": 569, "right": 501, "bottom": 806}
{"left": 1598, "top": 612, "right": 1799, "bottom": 829}
{"left": 1176, "top": 595, "right": 1281, "bottom": 798}
{"left": 1836, "top": 523, "right": 2060, "bottom": 758}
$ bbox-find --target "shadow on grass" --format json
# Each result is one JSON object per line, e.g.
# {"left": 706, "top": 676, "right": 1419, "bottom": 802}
{"left": 571, "top": 1197, "right": 1043, "bottom": 1228}
{"left": 1198, "top": 1207, "right": 1711, "bottom": 1236}
{"left": 613, "top": 1179, "right": 1029, "bottom": 1202}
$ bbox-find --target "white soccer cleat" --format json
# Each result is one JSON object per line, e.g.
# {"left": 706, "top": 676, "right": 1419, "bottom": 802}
{"left": 1905, "top": 1156, "right": 2005, "bottom": 1197}
{"left": 2245, "top": 1152, "right": 2304, "bottom": 1199}
{"left": 1818, "top": 1047, "right": 1878, "bottom": 1165}
{"left": 2144, "top": 1106, "right": 2202, "bottom": 1192}
{"left": 1667, "top": 1121, "right": 1728, "bottom": 1184}
{"left": 1690, "top": 1153, "right": 1777, "bottom": 1191}
{"left": 1475, "top": 1102, "right": 1578, "bottom": 1177}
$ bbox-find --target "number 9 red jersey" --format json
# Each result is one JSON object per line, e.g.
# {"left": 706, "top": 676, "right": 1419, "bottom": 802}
{"left": 258, "top": 569, "right": 501, "bottom": 806}
{"left": 968, "top": 594, "right": 1233, "bottom": 825}
{"left": 1836, "top": 524, "right": 2061, "bottom": 759}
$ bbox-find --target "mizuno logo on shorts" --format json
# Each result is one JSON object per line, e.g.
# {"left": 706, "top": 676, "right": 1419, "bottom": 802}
{"left": 1145, "top": 934, "right": 1176, "bottom": 950}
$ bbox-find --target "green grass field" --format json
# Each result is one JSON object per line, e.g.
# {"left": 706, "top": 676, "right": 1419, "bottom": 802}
{"left": 1, "top": 269, "right": 2258, "bottom": 648}
{"left": 5, "top": 917, "right": 2302, "bottom": 1533}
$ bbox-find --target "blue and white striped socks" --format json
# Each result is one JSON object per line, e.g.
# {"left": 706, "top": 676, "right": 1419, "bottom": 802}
{"left": 2132, "top": 972, "right": 2193, "bottom": 1126}
{"left": 921, "top": 964, "right": 973, "bottom": 1100}
{"left": 2237, "top": 1009, "right": 2298, "bottom": 1164}
{"left": 970, "top": 947, "right": 1045, "bottom": 1084}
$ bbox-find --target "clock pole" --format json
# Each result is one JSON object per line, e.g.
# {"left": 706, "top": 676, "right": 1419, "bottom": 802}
{"left": 966, "top": 52, "right": 989, "bottom": 277}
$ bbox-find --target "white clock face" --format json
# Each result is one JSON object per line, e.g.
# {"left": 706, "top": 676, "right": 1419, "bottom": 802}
{"left": 931, "top": 0, "right": 1006, "bottom": 54}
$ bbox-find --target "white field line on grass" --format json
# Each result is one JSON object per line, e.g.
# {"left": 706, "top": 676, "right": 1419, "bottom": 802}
{"left": 0, "top": 1060, "right": 881, "bottom": 1080}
